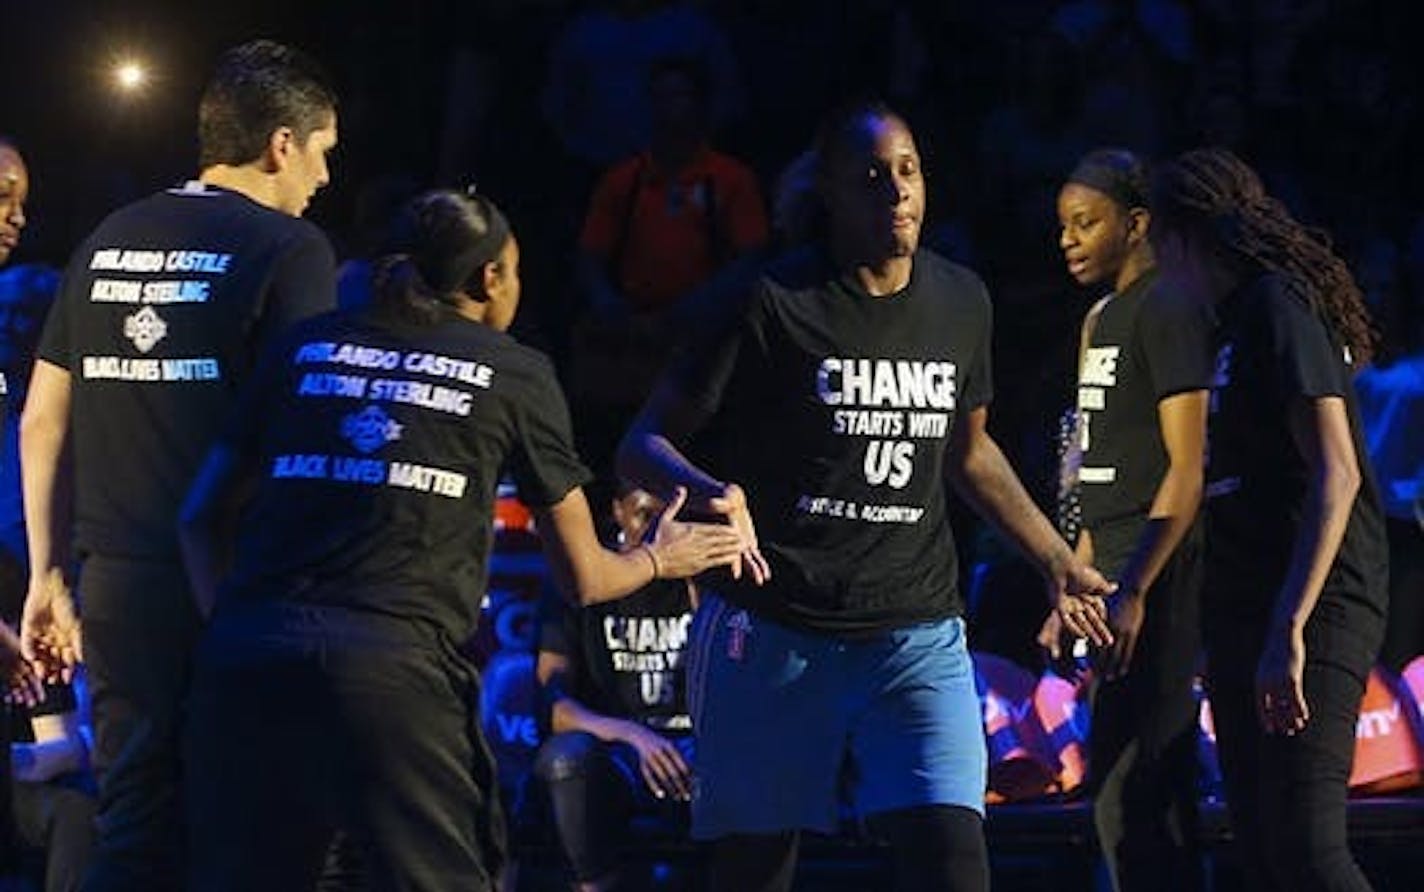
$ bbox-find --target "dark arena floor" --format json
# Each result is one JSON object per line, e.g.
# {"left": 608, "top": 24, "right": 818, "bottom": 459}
{"left": 508, "top": 796, "right": 1424, "bottom": 891}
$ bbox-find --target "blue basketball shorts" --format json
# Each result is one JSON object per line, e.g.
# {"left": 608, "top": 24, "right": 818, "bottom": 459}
{"left": 685, "top": 595, "right": 986, "bottom": 839}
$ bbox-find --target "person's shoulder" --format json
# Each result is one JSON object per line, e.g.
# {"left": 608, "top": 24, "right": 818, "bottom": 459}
{"left": 1240, "top": 270, "right": 1305, "bottom": 310}
{"left": 287, "top": 307, "right": 351, "bottom": 338}
{"left": 262, "top": 308, "right": 351, "bottom": 359}
{"left": 473, "top": 328, "right": 561, "bottom": 390}
{"left": 596, "top": 155, "right": 646, "bottom": 192}
{"left": 703, "top": 150, "right": 759, "bottom": 185}
{"left": 87, "top": 187, "right": 179, "bottom": 235}
{"left": 242, "top": 203, "right": 331, "bottom": 254}
{"left": 915, "top": 249, "right": 991, "bottom": 311}
{"left": 760, "top": 246, "right": 827, "bottom": 294}
{"left": 1236, "top": 271, "right": 1317, "bottom": 328}
{"left": 1139, "top": 270, "right": 1210, "bottom": 321}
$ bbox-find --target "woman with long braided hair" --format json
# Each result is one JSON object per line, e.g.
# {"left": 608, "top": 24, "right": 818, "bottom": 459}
{"left": 1151, "top": 148, "right": 1387, "bottom": 891}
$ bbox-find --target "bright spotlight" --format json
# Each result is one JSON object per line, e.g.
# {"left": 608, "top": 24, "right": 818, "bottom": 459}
{"left": 114, "top": 61, "right": 147, "bottom": 92}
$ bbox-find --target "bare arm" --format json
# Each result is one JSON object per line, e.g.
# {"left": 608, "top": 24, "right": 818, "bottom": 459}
{"left": 947, "top": 406, "right": 1113, "bottom": 645}
{"left": 178, "top": 445, "right": 259, "bottom": 619}
{"left": 535, "top": 486, "right": 742, "bottom": 606}
{"left": 537, "top": 647, "right": 692, "bottom": 800}
{"left": 1257, "top": 396, "right": 1362, "bottom": 734}
{"left": 617, "top": 385, "right": 727, "bottom": 507}
{"left": 1097, "top": 391, "right": 1208, "bottom": 678}
{"left": 617, "top": 385, "right": 769, "bottom": 582}
{"left": 538, "top": 649, "right": 634, "bottom": 739}
{"left": 19, "top": 360, "right": 80, "bottom": 674}
{"left": 1116, "top": 391, "right": 1208, "bottom": 596}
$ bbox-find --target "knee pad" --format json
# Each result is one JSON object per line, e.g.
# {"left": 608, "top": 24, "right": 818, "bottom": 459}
{"left": 533, "top": 732, "right": 601, "bottom": 783}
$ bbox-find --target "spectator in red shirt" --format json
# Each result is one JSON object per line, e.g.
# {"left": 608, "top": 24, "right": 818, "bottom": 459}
{"left": 571, "top": 56, "right": 768, "bottom": 505}
{"left": 578, "top": 57, "right": 768, "bottom": 317}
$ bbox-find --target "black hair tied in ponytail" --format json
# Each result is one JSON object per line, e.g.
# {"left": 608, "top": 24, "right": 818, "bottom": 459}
{"left": 374, "top": 189, "right": 511, "bottom": 324}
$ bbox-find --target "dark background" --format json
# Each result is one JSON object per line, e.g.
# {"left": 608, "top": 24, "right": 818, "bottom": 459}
{"left": 5, "top": 0, "right": 1422, "bottom": 516}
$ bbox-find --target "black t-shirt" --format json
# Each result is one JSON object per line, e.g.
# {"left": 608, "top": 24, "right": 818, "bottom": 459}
{"left": 219, "top": 305, "right": 592, "bottom": 644}
{"left": 1204, "top": 273, "right": 1388, "bottom": 636}
{"left": 1076, "top": 270, "right": 1214, "bottom": 569}
{"left": 37, "top": 182, "right": 336, "bottom": 559}
{"left": 539, "top": 578, "right": 694, "bottom": 734}
{"left": 675, "top": 248, "right": 993, "bottom": 635}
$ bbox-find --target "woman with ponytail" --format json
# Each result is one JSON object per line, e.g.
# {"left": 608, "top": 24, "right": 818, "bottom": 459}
{"left": 176, "top": 190, "right": 744, "bottom": 891}
{"left": 1045, "top": 148, "right": 1213, "bottom": 892}
{"left": 1150, "top": 148, "right": 1388, "bottom": 891}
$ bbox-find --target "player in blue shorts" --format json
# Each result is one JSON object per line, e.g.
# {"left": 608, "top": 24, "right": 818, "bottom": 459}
{"left": 618, "top": 100, "right": 1116, "bottom": 892}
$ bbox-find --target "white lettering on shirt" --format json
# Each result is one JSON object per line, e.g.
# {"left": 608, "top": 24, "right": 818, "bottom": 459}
{"left": 1080, "top": 347, "right": 1120, "bottom": 387}
{"left": 88, "top": 249, "right": 232, "bottom": 274}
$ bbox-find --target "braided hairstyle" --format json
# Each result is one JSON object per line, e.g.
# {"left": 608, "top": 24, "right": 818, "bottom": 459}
{"left": 1151, "top": 147, "right": 1375, "bottom": 366}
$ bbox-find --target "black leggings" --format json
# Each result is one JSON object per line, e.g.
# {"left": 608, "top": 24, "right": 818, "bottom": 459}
{"left": 532, "top": 731, "right": 689, "bottom": 884}
{"left": 706, "top": 805, "right": 988, "bottom": 892}
{"left": 1207, "top": 617, "right": 1379, "bottom": 892}
{"left": 1088, "top": 533, "right": 1203, "bottom": 892}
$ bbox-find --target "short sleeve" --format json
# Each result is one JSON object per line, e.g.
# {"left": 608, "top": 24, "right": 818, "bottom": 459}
{"left": 1140, "top": 285, "right": 1215, "bottom": 400}
{"left": 1259, "top": 277, "right": 1350, "bottom": 400}
{"left": 36, "top": 246, "right": 92, "bottom": 371}
{"left": 505, "top": 359, "right": 593, "bottom": 508}
{"left": 217, "top": 328, "right": 296, "bottom": 458}
{"left": 959, "top": 277, "right": 994, "bottom": 411}
{"left": 253, "top": 228, "right": 337, "bottom": 349}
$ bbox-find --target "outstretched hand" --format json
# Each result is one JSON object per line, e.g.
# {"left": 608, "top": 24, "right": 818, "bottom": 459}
{"left": 646, "top": 487, "right": 747, "bottom": 580}
{"left": 707, "top": 483, "right": 770, "bottom": 585}
{"left": 20, "top": 568, "right": 82, "bottom": 684}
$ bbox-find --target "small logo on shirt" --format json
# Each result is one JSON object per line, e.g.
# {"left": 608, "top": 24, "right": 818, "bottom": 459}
{"left": 123, "top": 306, "right": 168, "bottom": 353}
{"left": 341, "top": 404, "right": 403, "bottom": 454}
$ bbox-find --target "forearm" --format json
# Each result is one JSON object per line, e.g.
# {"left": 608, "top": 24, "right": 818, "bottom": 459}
{"left": 570, "top": 546, "right": 661, "bottom": 606}
{"left": 1075, "top": 526, "right": 1094, "bottom": 565}
{"left": 1115, "top": 465, "right": 1203, "bottom": 599}
{"left": 551, "top": 697, "right": 639, "bottom": 743}
{"left": 177, "top": 519, "right": 229, "bottom": 620}
{"left": 177, "top": 448, "right": 250, "bottom": 619}
{"left": 20, "top": 413, "right": 71, "bottom": 578}
{"left": 617, "top": 427, "right": 726, "bottom": 511}
{"left": 952, "top": 435, "right": 1074, "bottom": 580}
{"left": 1271, "top": 463, "right": 1358, "bottom": 633}
{"left": 538, "top": 490, "right": 659, "bottom": 606}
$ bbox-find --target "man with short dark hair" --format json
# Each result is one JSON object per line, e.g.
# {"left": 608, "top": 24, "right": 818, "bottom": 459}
{"left": 18, "top": 40, "right": 339, "bottom": 891}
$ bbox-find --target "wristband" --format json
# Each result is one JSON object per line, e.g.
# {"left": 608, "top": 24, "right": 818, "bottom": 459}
{"left": 641, "top": 544, "right": 662, "bottom": 579}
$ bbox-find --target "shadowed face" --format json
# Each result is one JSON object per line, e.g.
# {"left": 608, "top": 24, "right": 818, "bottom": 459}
{"left": 0, "top": 147, "right": 29, "bottom": 265}
{"left": 612, "top": 488, "right": 664, "bottom": 547}
{"left": 822, "top": 113, "right": 925, "bottom": 261}
{"left": 481, "top": 236, "right": 522, "bottom": 333}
